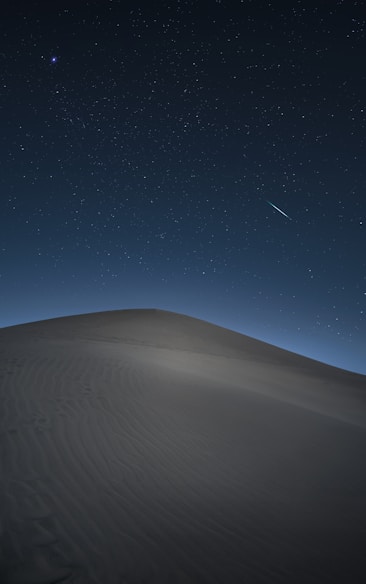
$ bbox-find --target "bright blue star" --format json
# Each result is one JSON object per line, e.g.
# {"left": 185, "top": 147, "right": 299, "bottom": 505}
{"left": 51, "top": 56, "right": 58, "bottom": 64}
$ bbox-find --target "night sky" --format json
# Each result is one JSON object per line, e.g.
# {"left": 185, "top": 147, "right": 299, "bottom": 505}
{"left": 1, "top": 1, "right": 365, "bottom": 374}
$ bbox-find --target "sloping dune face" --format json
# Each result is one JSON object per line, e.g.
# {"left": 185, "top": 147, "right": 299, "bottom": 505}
{"left": 0, "top": 310, "right": 365, "bottom": 583}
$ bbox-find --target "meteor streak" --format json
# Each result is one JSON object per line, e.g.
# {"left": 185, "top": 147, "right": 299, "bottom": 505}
{"left": 266, "top": 200, "right": 292, "bottom": 220}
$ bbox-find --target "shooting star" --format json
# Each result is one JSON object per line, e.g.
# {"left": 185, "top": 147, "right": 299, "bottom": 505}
{"left": 266, "top": 200, "right": 292, "bottom": 220}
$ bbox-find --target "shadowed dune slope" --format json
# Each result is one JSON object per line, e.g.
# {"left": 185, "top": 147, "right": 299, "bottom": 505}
{"left": 0, "top": 309, "right": 365, "bottom": 583}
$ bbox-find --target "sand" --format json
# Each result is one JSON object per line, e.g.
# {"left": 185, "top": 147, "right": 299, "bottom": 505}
{"left": 0, "top": 308, "right": 365, "bottom": 583}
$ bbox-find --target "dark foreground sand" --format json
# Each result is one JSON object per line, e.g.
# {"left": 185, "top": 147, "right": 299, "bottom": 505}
{"left": 0, "top": 309, "right": 365, "bottom": 583}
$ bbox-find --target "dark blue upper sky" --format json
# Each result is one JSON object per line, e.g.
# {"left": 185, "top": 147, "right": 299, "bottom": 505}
{"left": 1, "top": 0, "right": 365, "bottom": 373}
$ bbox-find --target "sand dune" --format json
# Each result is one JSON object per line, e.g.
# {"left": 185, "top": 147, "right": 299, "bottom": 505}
{"left": 0, "top": 308, "right": 365, "bottom": 583}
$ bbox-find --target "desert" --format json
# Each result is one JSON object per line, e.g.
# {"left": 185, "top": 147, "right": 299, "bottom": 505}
{"left": 1, "top": 309, "right": 365, "bottom": 583}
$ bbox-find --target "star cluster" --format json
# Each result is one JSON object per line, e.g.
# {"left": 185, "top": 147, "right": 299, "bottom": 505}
{"left": 1, "top": 1, "right": 365, "bottom": 373}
